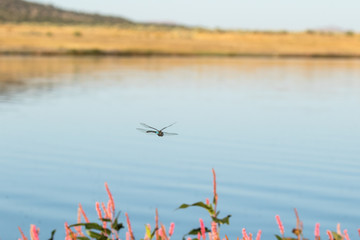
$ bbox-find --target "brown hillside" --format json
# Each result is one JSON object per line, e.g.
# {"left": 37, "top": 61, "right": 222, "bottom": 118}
{"left": 0, "top": 0, "right": 133, "bottom": 25}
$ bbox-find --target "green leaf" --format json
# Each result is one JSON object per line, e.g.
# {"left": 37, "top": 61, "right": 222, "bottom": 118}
{"left": 184, "top": 227, "right": 211, "bottom": 236}
{"left": 111, "top": 217, "right": 124, "bottom": 232}
{"left": 86, "top": 230, "right": 108, "bottom": 240}
{"left": 332, "top": 232, "right": 343, "bottom": 240}
{"left": 186, "top": 228, "right": 202, "bottom": 235}
{"left": 212, "top": 214, "right": 231, "bottom": 225}
{"left": 72, "top": 223, "right": 101, "bottom": 230}
{"left": 69, "top": 223, "right": 91, "bottom": 228}
{"left": 77, "top": 237, "right": 90, "bottom": 240}
{"left": 70, "top": 223, "right": 111, "bottom": 235}
{"left": 216, "top": 211, "right": 220, "bottom": 217}
{"left": 183, "top": 228, "right": 206, "bottom": 240}
{"left": 178, "top": 202, "right": 215, "bottom": 215}
{"left": 48, "top": 229, "right": 56, "bottom": 240}
{"left": 275, "top": 234, "right": 283, "bottom": 240}
{"left": 111, "top": 212, "right": 124, "bottom": 232}
{"left": 114, "top": 223, "right": 124, "bottom": 232}
{"left": 100, "top": 218, "right": 112, "bottom": 222}
{"left": 69, "top": 223, "right": 83, "bottom": 227}
{"left": 151, "top": 227, "right": 158, "bottom": 238}
{"left": 145, "top": 225, "right": 151, "bottom": 238}
{"left": 274, "top": 235, "right": 298, "bottom": 240}
{"left": 85, "top": 223, "right": 106, "bottom": 232}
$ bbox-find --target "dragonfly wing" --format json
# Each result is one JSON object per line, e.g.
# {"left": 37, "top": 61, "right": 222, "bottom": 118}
{"left": 140, "top": 123, "right": 159, "bottom": 131}
{"left": 163, "top": 132, "right": 178, "bottom": 136}
{"left": 160, "top": 122, "right": 176, "bottom": 131}
{"left": 136, "top": 128, "right": 157, "bottom": 135}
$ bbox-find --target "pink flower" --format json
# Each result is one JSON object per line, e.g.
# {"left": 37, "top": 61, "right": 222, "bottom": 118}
{"left": 212, "top": 169, "right": 218, "bottom": 207}
{"left": 64, "top": 222, "right": 70, "bottom": 240}
{"left": 275, "top": 215, "right": 285, "bottom": 235}
{"left": 211, "top": 221, "right": 217, "bottom": 235}
{"left": 343, "top": 229, "right": 350, "bottom": 240}
{"left": 169, "top": 222, "right": 175, "bottom": 237}
{"left": 337, "top": 223, "right": 341, "bottom": 235}
{"left": 30, "top": 225, "right": 39, "bottom": 240}
{"left": 107, "top": 200, "right": 113, "bottom": 220}
{"left": 95, "top": 202, "right": 102, "bottom": 219}
{"left": 64, "top": 222, "right": 76, "bottom": 240}
{"left": 160, "top": 224, "right": 169, "bottom": 240}
{"left": 199, "top": 218, "right": 206, "bottom": 240}
{"left": 158, "top": 228, "right": 164, "bottom": 238}
{"left": 326, "top": 230, "right": 333, "bottom": 240}
{"left": 105, "top": 182, "right": 115, "bottom": 213}
{"left": 96, "top": 202, "right": 107, "bottom": 229}
{"left": 242, "top": 228, "right": 249, "bottom": 240}
{"left": 256, "top": 230, "right": 262, "bottom": 240}
{"left": 18, "top": 226, "right": 28, "bottom": 240}
{"left": 155, "top": 209, "right": 159, "bottom": 240}
{"left": 102, "top": 202, "right": 109, "bottom": 218}
{"left": 125, "top": 212, "right": 134, "bottom": 240}
{"left": 78, "top": 203, "right": 89, "bottom": 223}
{"left": 206, "top": 198, "right": 210, "bottom": 205}
{"left": 76, "top": 205, "right": 84, "bottom": 236}
{"left": 314, "top": 223, "right": 320, "bottom": 239}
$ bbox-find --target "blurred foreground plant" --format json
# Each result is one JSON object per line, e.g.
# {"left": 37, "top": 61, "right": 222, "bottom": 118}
{"left": 274, "top": 210, "right": 358, "bottom": 240}
{"left": 177, "top": 168, "right": 232, "bottom": 240}
{"left": 18, "top": 169, "right": 360, "bottom": 240}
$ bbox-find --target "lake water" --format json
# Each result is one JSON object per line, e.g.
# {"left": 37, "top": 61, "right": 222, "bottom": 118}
{"left": 0, "top": 57, "right": 359, "bottom": 240}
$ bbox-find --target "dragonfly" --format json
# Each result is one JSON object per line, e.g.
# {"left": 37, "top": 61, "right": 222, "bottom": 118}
{"left": 137, "top": 123, "right": 178, "bottom": 137}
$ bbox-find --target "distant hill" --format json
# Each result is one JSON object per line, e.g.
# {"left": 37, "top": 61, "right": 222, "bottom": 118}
{"left": 0, "top": 0, "right": 134, "bottom": 25}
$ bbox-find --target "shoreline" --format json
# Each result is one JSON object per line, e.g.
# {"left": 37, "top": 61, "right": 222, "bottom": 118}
{"left": 1, "top": 50, "right": 360, "bottom": 59}
{"left": 1, "top": 23, "right": 360, "bottom": 59}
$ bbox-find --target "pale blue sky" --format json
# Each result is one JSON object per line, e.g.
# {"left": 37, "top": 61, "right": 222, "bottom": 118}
{"left": 30, "top": 0, "right": 360, "bottom": 31}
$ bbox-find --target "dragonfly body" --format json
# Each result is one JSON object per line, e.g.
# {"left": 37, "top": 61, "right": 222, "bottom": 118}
{"left": 137, "top": 123, "right": 177, "bottom": 137}
{"left": 145, "top": 130, "right": 163, "bottom": 136}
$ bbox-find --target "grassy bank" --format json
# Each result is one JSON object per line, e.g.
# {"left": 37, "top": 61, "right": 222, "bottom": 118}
{"left": 1, "top": 23, "right": 360, "bottom": 58}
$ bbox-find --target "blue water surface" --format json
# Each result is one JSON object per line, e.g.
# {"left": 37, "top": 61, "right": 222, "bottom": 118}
{"left": 0, "top": 57, "right": 359, "bottom": 240}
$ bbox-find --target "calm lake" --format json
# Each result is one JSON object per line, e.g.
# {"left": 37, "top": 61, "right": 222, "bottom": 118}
{"left": 0, "top": 57, "right": 359, "bottom": 240}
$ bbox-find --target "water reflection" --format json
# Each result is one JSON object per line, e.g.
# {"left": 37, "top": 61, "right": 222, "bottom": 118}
{"left": 0, "top": 57, "right": 117, "bottom": 102}
{"left": 1, "top": 57, "right": 360, "bottom": 102}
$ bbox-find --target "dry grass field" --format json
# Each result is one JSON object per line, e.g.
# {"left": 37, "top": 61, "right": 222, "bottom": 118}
{"left": 1, "top": 23, "right": 360, "bottom": 57}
